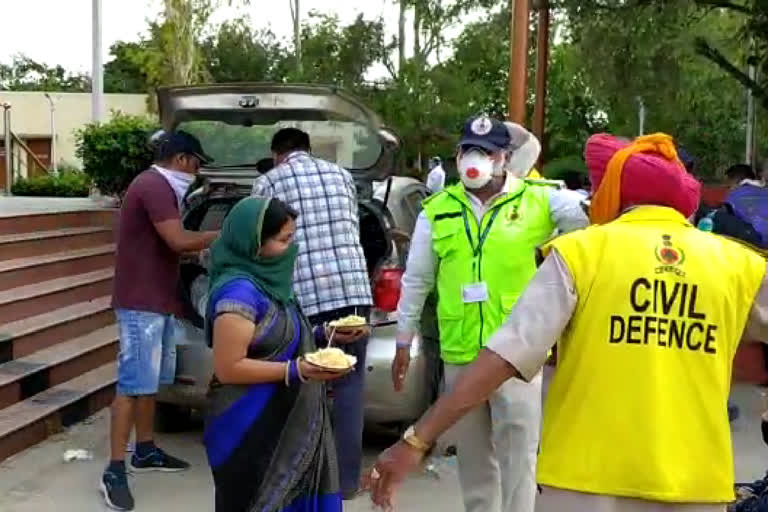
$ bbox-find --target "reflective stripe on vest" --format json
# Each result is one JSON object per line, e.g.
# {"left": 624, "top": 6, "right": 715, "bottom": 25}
{"left": 423, "top": 182, "right": 554, "bottom": 364}
{"left": 538, "top": 205, "right": 765, "bottom": 502}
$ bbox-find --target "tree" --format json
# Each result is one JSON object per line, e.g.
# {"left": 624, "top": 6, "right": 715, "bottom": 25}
{"left": 363, "top": 6, "right": 608, "bottom": 167}
{"left": 554, "top": 0, "right": 767, "bottom": 178}
{"left": 143, "top": 0, "right": 214, "bottom": 89}
{"left": 545, "top": 43, "right": 610, "bottom": 161}
{"left": 556, "top": 0, "right": 768, "bottom": 109}
{"left": 287, "top": 12, "right": 388, "bottom": 88}
{"left": 122, "top": 0, "right": 252, "bottom": 99}
{"left": 104, "top": 41, "right": 150, "bottom": 93}
{"left": 0, "top": 55, "right": 90, "bottom": 92}
{"left": 201, "top": 20, "right": 288, "bottom": 83}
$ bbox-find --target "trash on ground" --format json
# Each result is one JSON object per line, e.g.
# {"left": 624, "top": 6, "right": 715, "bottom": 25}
{"left": 62, "top": 449, "right": 93, "bottom": 462}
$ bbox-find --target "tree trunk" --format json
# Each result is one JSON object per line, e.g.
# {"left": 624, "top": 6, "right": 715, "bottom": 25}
{"left": 163, "top": 0, "right": 199, "bottom": 85}
{"left": 413, "top": 1, "right": 422, "bottom": 63}
{"left": 398, "top": 0, "right": 407, "bottom": 75}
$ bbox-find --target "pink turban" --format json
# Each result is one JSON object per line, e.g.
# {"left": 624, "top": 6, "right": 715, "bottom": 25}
{"left": 585, "top": 134, "right": 701, "bottom": 222}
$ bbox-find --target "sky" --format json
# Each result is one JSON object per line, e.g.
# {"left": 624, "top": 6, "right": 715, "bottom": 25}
{"left": 0, "top": 0, "right": 402, "bottom": 72}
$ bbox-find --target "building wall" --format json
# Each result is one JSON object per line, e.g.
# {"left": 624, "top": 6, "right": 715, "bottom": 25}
{"left": 0, "top": 91, "right": 150, "bottom": 168}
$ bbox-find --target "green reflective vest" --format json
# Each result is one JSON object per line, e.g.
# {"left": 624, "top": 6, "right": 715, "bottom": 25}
{"left": 423, "top": 181, "right": 555, "bottom": 364}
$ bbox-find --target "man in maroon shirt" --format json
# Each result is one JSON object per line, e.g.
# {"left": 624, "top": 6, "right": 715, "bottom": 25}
{"left": 102, "top": 132, "right": 218, "bottom": 511}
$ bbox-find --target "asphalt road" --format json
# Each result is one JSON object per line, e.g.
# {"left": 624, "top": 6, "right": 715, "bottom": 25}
{"left": 0, "top": 381, "right": 767, "bottom": 511}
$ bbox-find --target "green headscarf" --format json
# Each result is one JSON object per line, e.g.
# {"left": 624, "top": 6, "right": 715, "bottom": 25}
{"left": 208, "top": 196, "right": 298, "bottom": 305}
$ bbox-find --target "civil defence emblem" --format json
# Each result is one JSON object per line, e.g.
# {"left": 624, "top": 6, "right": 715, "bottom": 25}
{"left": 655, "top": 234, "right": 685, "bottom": 266}
{"left": 471, "top": 116, "right": 493, "bottom": 135}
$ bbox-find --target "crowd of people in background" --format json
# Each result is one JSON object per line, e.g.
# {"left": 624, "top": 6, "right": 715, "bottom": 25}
{"left": 105, "top": 114, "right": 768, "bottom": 512}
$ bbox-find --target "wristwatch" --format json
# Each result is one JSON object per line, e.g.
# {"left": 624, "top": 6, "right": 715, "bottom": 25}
{"left": 402, "top": 425, "right": 431, "bottom": 452}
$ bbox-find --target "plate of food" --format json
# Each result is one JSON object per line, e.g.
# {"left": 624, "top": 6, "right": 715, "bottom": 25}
{"left": 328, "top": 315, "right": 368, "bottom": 332}
{"left": 304, "top": 347, "right": 358, "bottom": 373}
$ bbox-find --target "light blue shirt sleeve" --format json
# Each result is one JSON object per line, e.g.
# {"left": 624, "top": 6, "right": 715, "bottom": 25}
{"left": 549, "top": 188, "right": 589, "bottom": 233}
{"left": 396, "top": 212, "right": 437, "bottom": 341}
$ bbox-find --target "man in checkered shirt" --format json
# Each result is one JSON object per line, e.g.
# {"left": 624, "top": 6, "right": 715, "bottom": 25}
{"left": 251, "top": 127, "right": 372, "bottom": 499}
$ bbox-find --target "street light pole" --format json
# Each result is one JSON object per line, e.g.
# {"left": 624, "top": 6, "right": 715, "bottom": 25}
{"left": 508, "top": 0, "right": 530, "bottom": 124}
{"left": 91, "top": 0, "right": 104, "bottom": 122}
{"left": 44, "top": 93, "right": 57, "bottom": 172}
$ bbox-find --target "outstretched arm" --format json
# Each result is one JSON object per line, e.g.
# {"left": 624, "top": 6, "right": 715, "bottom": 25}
{"left": 371, "top": 251, "right": 578, "bottom": 508}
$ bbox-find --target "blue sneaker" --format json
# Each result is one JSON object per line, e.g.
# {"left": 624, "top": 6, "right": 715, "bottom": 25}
{"left": 130, "top": 447, "right": 190, "bottom": 473}
{"left": 101, "top": 470, "right": 134, "bottom": 511}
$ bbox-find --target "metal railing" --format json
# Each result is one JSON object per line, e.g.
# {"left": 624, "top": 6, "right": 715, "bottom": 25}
{"left": 2, "top": 103, "right": 51, "bottom": 195}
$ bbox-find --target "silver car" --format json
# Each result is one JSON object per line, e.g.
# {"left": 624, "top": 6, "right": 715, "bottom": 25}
{"left": 154, "top": 84, "right": 439, "bottom": 430}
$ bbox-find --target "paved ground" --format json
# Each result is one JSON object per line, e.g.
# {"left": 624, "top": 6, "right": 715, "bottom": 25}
{"left": 0, "top": 381, "right": 767, "bottom": 511}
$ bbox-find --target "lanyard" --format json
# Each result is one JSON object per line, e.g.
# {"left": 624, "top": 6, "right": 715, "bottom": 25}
{"left": 462, "top": 206, "right": 502, "bottom": 257}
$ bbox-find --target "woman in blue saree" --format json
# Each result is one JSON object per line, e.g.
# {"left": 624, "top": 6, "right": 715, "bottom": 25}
{"left": 203, "top": 197, "right": 345, "bottom": 512}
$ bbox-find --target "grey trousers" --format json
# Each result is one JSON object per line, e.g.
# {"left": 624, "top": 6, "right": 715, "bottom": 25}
{"left": 537, "top": 487, "right": 726, "bottom": 512}
{"left": 443, "top": 364, "right": 542, "bottom": 512}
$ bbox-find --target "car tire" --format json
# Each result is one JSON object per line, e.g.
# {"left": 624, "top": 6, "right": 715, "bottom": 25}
{"left": 154, "top": 402, "right": 195, "bottom": 433}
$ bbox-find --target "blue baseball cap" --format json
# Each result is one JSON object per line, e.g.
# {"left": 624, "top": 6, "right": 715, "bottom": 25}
{"left": 157, "top": 130, "right": 213, "bottom": 164}
{"left": 458, "top": 116, "right": 511, "bottom": 152}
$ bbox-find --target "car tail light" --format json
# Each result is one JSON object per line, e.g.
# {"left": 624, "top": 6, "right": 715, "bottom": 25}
{"left": 373, "top": 267, "right": 404, "bottom": 313}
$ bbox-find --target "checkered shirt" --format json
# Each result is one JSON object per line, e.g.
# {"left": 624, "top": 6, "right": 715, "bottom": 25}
{"left": 251, "top": 151, "right": 373, "bottom": 317}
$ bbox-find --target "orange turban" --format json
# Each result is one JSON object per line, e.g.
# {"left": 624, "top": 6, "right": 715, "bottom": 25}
{"left": 586, "top": 133, "right": 701, "bottom": 224}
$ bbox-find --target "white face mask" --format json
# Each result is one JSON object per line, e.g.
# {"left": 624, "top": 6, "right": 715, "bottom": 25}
{"left": 153, "top": 165, "right": 195, "bottom": 206}
{"left": 458, "top": 150, "right": 495, "bottom": 189}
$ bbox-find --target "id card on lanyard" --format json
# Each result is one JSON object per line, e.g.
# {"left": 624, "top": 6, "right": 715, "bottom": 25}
{"left": 460, "top": 206, "right": 502, "bottom": 304}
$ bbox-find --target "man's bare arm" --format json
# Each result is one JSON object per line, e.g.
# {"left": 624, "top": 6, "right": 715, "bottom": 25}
{"left": 153, "top": 219, "right": 218, "bottom": 254}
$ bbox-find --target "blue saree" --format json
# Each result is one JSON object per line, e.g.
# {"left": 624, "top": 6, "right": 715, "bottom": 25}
{"left": 203, "top": 278, "right": 342, "bottom": 512}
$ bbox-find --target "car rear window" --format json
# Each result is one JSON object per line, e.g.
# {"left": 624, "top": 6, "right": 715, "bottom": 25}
{"left": 178, "top": 120, "right": 382, "bottom": 170}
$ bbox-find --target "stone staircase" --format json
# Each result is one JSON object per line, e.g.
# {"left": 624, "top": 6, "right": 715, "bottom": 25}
{"left": 0, "top": 209, "right": 118, "bottom": 462}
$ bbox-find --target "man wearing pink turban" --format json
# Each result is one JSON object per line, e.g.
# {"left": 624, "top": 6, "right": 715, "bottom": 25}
{"left": 368, "top": 132, "right": 768, "bottom": 512}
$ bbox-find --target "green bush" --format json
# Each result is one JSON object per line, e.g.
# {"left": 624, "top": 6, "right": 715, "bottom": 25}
{"left": 12, "top": 170, "right": 92, "bottom": 197}
{"left": 543, "top": 155, "right": 588, "bottom": 180}
{"left": 75, "top": 113, "right": 160, "bottom": 197}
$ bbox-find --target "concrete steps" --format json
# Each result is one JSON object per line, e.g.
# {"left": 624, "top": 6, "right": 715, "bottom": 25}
{"left": 0, "top": 296, "right": 113, "bottom": 361}
{"left": 0, "top": 325, "right": 118, "bottom": 409}
{"left": 0, "top": 269, "right": 114, "bottom": 325}
{"left": 0, "top": 244, "right": 115, "bottom": 291}
{"left": 0, "top": 210, "right": 116, "bottom": 236}
{"left": 0, "top": 362, "right": 116, "bottom": 462}
{"left": 0, "top": 207, "right": 118, "bottom": 462}
{"left": 0, "top": 226, "right": 113, "bottom": 261}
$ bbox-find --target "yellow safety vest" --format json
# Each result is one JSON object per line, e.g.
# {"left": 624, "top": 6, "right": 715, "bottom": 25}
{"left": 538, "top": 206, "right": 765, "bottom": 503}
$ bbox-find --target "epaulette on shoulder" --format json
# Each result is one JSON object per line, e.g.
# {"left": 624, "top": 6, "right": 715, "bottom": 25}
{"left": 524, "top": 178, "right": 565, "bottom": 189}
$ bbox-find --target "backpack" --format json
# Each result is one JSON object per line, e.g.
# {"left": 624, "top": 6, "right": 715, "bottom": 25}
{"left": 714, "top": 184, "right": 768, "bottom": 249}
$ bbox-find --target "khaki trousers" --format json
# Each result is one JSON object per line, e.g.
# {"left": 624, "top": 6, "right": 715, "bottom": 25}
{"left": 443, "top": 364, "right": 542, "bottom": 512}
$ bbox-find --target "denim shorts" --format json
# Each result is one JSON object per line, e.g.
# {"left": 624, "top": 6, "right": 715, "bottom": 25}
{"left": 115, "top": 309, "right": 178, "bottom": 396}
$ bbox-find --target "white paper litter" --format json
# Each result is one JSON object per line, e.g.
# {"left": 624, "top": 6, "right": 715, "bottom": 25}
{"left": 62, "top": 449, "right": 93, "bottom": 462}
